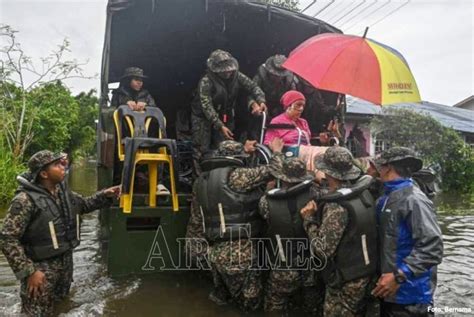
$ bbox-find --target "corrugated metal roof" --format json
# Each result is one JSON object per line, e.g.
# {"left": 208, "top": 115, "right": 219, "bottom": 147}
{"left": 346, "top": 97, "right": 474, "bottom": 134}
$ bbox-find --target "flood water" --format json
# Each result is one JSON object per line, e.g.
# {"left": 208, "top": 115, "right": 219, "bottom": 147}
{"left": 0, "top": 162, "right": 473, "bottom": 316}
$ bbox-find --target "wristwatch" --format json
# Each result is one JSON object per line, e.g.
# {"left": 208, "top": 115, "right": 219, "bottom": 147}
{"left": 393, "top": 269, "right": 407, "bottom": 284}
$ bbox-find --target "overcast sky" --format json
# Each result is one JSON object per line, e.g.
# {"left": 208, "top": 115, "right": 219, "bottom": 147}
{"left": 1, "top": 0, "right": 472, "bottom": 105}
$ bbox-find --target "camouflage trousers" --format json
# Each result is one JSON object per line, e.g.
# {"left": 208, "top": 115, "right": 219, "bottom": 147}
{"left": 264, "top": 269, "right": 323, "bottom": 314}
{"left": 208, "top": 239, "right": 262, "bottom": 311}
{"left": 323, "top": 276, "right": 373, "bottom": 317}
{"left": 191, "top": 114, "right": 227, "bottom": 176}
{"left": 184, "top": 188, "right": 209, "bottom": 266}
{"left": 20, "top": 251, "right": 73, "bottom": 317}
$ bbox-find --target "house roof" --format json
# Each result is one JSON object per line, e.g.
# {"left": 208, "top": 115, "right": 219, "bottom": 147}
{"left": 453, "top": 95, "right": 474, "bottom": 108}
{"left": 346, "top": 97, "right": 474, "bottom": 134}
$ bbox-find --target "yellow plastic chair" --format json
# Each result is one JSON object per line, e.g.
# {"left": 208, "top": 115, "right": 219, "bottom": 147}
{"left": 113, "top": 106, "right": 179, "bottom": 213}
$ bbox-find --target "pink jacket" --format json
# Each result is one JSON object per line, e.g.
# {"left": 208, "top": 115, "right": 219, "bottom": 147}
{"left": 263, "top": 112, "right": 311, "bottom": 146}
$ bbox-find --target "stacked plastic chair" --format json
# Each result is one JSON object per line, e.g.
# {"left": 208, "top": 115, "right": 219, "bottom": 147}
{"left": 113, "top": 105, "right": 179, "bottom": 213}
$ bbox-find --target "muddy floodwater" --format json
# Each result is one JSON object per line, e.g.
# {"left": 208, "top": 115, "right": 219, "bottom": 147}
{"left": 1, "top": 162, "right": 473, "bottom": 316}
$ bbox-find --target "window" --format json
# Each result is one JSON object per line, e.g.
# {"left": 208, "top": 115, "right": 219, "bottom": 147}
{"left": 375, "top": 139, "right": 391, "bottom": 154}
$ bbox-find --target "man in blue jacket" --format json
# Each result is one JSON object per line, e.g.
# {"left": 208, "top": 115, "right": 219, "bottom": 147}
{"left": 372, "top": 147, "right": 443, "bottom": 316}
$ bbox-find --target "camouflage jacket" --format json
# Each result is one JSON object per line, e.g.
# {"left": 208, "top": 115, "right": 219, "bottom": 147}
{"left": 195, "top": 72, "right": 266, "bottom": 131}
{"left": 303, "top": 202, "right": 349, "bottom": 260}
{"left": 249, "top": 66, "right": 296, "bottom": 117}
{"left": 1, "top": 181, "right": 112, "bottom": 280}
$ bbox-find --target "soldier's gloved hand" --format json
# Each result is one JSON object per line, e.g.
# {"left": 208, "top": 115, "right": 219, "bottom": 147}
{"left": 220, "top": 126, "right": 234, "bottom": 140}
{"left": 250, "top": 102, "right": 262, "bottom": 115}
{"left": 136, "top": 102, "right": 146, "bottom": 111}
{"left": 127, "top": 101, "right": 137, "bottom": 110}
{"left": 268, "top": 137, "right": 284, "bottom": 153}
{"left": 27, "top": 270, "right": 46, "bottom": 298}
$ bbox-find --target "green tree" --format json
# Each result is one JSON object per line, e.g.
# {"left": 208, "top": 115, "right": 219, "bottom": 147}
{"left": 370, "top": 107, "right": 474, "bottom": 193}
{"left": 73, "top": 89, "right": 99, "bottom": 158}
{"left": 0, "top": 24, "right": 93, "bottom": 159}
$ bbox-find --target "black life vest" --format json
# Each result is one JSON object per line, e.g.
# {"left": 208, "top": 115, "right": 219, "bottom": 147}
{"left": 19, "top": 178, "right": 80, "bottom": 261}
{"left": 196, "top": 158, "right": 263, "bottom": 243}
{"left": 256, "top": 65, "right": 295, "bottom": 116}
{"left": 192, "top": 72, "right": 240, "bottom": 122}
{"left": 315, "top": 175, "right": 377, "bottom": 285}
{"left": 265, "top": 180, "right": 314, "bottom": 265}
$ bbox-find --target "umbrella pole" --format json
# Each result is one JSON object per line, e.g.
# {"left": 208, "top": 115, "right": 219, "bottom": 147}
{"left": 362, "top": 27, "right": 369, "bottom": 38}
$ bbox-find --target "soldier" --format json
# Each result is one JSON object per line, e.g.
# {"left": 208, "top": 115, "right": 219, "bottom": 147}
{"left": 185, "top": 140, "right": 259, "bottom": 268}
{"left": 197, "top": 138, "right": 284, "bottom": 311}
{"left": 191, "top": 49, "right": 267, "bottom": 175}
{"left": 258, "top": 158, "right": 325, "bottom": 313}
{"left": 0, "top": 150, "right": 120, "bottom": 316}
{"left": 111, "top": 67, "right": 157, "bottom": 110}
{"left": 372, "top": 147, "right": 443, "bottom": 317}
{"left": 250, "top": 54, "right": 296, "bottom": 119}
{"left": 300, "top": 146, "right": 378, "bottom": 317}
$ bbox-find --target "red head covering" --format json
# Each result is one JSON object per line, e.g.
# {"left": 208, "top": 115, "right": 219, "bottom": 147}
{"left": 280, "top": 90, "right": 306, "bottom": 109}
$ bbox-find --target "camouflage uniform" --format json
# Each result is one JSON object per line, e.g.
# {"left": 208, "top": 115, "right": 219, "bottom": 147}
{"left": 303, "top": 147, "right": 375, "bottom": 317}
{"left": 185, "top": 180, "right": 208, "bottom": 266}
{"left": 206, "top": 141, "right": 284, "bottom": 311}
{"left": 251, "top": 55, "right": 296, "bottom": 118}
{"left": 0, "top": 150, "right": 112, "bottom": 316}
{"left": 257, "top": 158, "right": 324, "bottom": 313}
{"left": 191, "top": 50, "right": 266, "bottom": 175}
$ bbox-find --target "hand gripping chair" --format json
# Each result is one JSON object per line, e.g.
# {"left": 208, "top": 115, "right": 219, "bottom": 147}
{"left": 113, "top": 105, "right": 179, "bottom": 213}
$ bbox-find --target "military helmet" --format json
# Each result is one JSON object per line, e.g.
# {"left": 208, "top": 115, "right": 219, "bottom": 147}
{"left": 207, "top": 49, "right": 239, "bottom": 73}
{"left": 271, "top": 158, "right": 314, "bottom": 184}
{"left": 28, "top": 150, "right": 66, "bottom": 181}
{"left": 314, "top": 146, "right": 361, "bottom": 181}
{"left": 120, "top": 67, "right": 148, "bottom": 80}
{"left": 375, "top": 147, "right": 422, "bottom": 172}
{"left": 264, "top": 54, "right": 291, "bottom": 77}
{"left": 215, "top": 140, "right": 248, "bottom": 158}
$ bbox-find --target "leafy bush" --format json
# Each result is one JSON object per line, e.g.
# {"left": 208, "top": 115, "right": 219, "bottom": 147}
{"left": 0, "top": 141, "right": 26, "bottom": 206}
{"left": 370, "top": 107, "right": 474, "bottom": 193}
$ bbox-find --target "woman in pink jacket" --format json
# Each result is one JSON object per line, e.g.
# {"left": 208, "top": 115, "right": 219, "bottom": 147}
{"left": 263, "top": 90, "right": 330, "bottom": 171}
{"left": 263, "top": 90, "right": 311, "bottom": 146}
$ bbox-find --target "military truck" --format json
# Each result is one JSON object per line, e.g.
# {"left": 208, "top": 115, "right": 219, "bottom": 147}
{"left": 97, "top": 0, "right": 342, "bottom": 276}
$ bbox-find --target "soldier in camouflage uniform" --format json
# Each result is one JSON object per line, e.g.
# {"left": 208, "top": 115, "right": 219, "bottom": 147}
{"left": 0, "top": 150, "right": 120, "bottom": 316}
{"left": 250, "top": 54, "right": 296, "bottom": 120}
{"left": 191, "top": 49, "right": 267, "bottom": 175}
{"left": 185, "top": 140, "right": 260, "bottom": 268}
{"left": 300, "top": 146, "right": 378, "bottom": 317}
{"left": 197, "top": 139, "right": 285, "bottom": 311}
{"left": 258, "top": 158, "right": 326, "bottom": 313}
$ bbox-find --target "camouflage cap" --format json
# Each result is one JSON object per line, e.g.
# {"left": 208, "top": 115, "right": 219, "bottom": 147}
{"left": 120, "top": 67, "right": 148, "bottom": 80}
{"left": 353, "top": 156, "right": 376, "bottom": 174}
{"left": 375, "top": 147, "right": 422, "bottom": 172}
{"left": 207, "top": 49, "right": 239, "bottom": 73}
{"left": 271, "top": 158, "right": 314, "bottom": 184}
{"left": 264, "top": 54, "right": 291, "bottom": 77}
{"left": 215, "top": 140, "right": 249, "bottom": 158}
{"left": 314, "top": 146, "right": 361, "bottom": 181}
{"left": 28, "top": 150, "right": 66, "bottom": 181}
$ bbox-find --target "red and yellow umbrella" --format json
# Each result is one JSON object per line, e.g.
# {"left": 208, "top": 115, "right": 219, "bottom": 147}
{"left": 283, "top": 32, "right": 421, "bottom": 105}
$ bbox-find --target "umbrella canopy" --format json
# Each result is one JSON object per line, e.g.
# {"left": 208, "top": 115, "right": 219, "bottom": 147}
{"left": 283, "top": 32, "right": 421, "bottom": 105}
